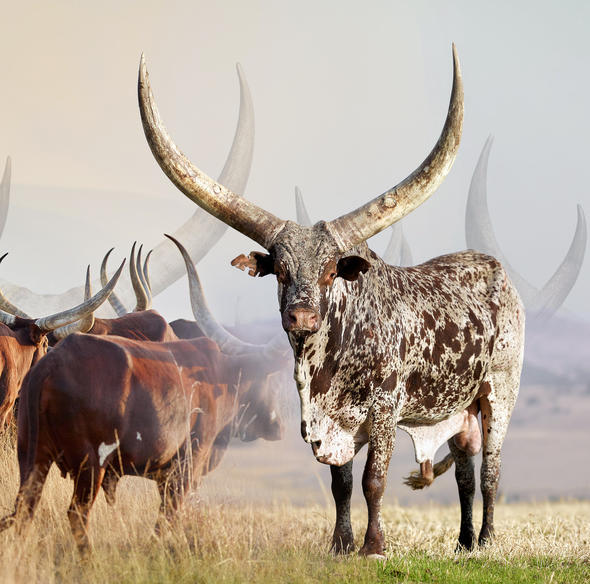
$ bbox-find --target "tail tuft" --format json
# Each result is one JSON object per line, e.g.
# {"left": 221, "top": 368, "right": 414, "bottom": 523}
{"left": 403, "top": 452, "right": 455, "bottom": 490}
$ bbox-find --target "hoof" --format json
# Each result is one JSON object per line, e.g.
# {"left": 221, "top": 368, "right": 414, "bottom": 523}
{"left": 359, "top": 544, "right": 386, "bottom": 559}
{"left": 363, "top": 552, "right": 386, "bottom": 561}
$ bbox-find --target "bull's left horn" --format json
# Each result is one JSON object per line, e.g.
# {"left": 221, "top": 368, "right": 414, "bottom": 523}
{"left": 139, "top": 55, "right": 286, "bottom": 250}
{"left": 35, "top": 260, "right": 125, "bottom": 331}
{"left": 327, "top": 45, "right": 464, "bottom": 251}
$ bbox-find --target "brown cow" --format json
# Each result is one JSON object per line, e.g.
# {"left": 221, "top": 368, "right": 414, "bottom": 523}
{"left": 0, "top": 240, "right": 287, "bottom": 551}
{"left": 0, "top": 259, "right": 124, "bottom": 429}
{"left": 0, "top": 330, "right": 285, "bottom": 551}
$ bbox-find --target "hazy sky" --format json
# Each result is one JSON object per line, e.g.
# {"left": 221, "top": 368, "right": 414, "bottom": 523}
{"left": 0, "top": 0, "right": 587, "bottom": 323}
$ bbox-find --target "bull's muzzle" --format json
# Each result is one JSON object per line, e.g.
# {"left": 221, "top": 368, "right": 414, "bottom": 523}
{"left": 282, "top": 307, "right": 320, "bottom": 334}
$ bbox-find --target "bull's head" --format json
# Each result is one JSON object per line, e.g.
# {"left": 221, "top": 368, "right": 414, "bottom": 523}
{"left": 139, "top": 46, "right": 462, "bottom": 339}
{"left": 139, "top": 46, "right": 463, "bottom": 461}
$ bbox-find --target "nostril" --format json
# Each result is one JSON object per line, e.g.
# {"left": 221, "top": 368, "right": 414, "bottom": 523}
{"left": 311, "top": 439, "right": 322, "bottom": 454}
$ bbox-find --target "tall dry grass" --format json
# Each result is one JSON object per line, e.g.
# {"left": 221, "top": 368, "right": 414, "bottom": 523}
{"left": 0, "top": 428, "right": 587, "bottom": 583}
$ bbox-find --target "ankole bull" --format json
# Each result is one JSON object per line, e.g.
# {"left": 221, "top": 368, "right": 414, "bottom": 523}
{"left": 139, "top": 46, "right": 525, "bottom": 557}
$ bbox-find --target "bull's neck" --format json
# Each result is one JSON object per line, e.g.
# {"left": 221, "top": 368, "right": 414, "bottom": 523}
{"left": 293, "top": 248, "right": 392, "bottom": 391}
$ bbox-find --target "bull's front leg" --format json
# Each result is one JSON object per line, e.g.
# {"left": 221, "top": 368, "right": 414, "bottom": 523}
{"left": 359, "top": 408, "right": 396, "bottom": 558}
{"left": 330, "top": 460, "right": 354, "bottom": 554}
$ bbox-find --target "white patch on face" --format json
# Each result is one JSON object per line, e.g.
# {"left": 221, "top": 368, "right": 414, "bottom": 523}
{"left": 98, "top": 439, "right": 120, "bottom": 466}
{"left": 136, "top": 432, "right": 142, "bottom": 441}
{"left": 269, "top": 410, "right": 277, "bottom": 422}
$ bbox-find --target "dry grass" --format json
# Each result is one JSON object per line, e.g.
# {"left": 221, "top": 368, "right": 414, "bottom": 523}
{"left": 0, "top": 430, "right": 587, "bottom": 583}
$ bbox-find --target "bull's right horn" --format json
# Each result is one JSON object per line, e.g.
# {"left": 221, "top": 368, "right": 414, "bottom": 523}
{"left": 35, "top": 260, "right": 125, "bottom": 331}
{"left": 139, "top": 55, "right": 286, "bottom": 250}
{"left": 327, "top": 45, "right": 463, "bottom": 251}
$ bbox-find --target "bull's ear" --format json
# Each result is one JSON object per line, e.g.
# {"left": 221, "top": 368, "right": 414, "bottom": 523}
{"left": 337, "top": 256, "right": 371, "bottom": 281}
{"left": 231, "top": 252, "right": 275, "bottom": 277}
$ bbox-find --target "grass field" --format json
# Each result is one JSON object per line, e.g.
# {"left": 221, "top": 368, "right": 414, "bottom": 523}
{"left": 0, "top": 430, "right": 587, "bottom": 584}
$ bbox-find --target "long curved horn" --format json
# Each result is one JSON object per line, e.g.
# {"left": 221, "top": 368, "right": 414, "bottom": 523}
{"left": 0, "top": 157, "right": 10, "bottom": 239}
{"left": 466, "top": 136, "right": 587, "bottom": 315}
{"left": 51, "top": 266, "right": 97, "bottom": 340}
{"left": 0, "top": 253, "right": 31, "bottom": 318}
{"left": 0, "top": 63, "right": 255, "bottom": 316}
{"left": 326, "top": 45, "right": 463, "bottom": 250}
{"left": 35, "top": 261, "right": 125, "bottom": 332}
{"left": 166, "top": 234, "right": 288, "bottom": 360}
{"left": 101, "top": 248, "right": 128, "bottom": 316}
{"left": 143, "top": 249, "right": 153, "bottom": 305}
{"left": 139, "top": 55, "right": 286, "bottom": 250}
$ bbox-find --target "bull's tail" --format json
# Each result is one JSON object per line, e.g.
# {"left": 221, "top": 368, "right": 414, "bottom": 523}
{"left": 403, "top": 452, "right": 455, "bottom": 490}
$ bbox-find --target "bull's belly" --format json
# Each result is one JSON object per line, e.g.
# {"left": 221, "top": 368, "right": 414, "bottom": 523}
{"left": 399, "top": 377, "right": 481, "bottom": 424}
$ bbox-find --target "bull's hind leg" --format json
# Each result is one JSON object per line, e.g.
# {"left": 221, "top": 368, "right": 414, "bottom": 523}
{"left": 330, "top": 460, "right": 354, "bottom": 554}
{"left": 448, "top": 439, "right": 476, "bottom": 551}
{"left": 478, "top": 372, "right": 519, "bottom": 547}
{"left": 0, "top": 456, "right": 52, "bottom": 534}
{"left": 68, "top": 464, "right": 105, "bottom": 553}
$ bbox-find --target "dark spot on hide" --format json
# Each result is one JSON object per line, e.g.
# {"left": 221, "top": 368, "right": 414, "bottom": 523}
{"left": 405, "top": 371, "right": 422, "bottom": 396}
{"left": 423, "top": 311, "right": 436, "bottom": 330}
{"left": 399, "top": 337, "right": 407, "bottom": 361}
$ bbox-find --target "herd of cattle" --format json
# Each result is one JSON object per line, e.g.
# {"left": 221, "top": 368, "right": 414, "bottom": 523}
{"left": 0, "top": 46, "right": 584, "bottom": 559}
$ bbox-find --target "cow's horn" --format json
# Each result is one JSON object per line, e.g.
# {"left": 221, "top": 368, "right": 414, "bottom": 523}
{"left": 51, "top": 266, "right": 97, "bottom": 340}
{"left": 166, "top": 234, "right": 288, "bottom": 360}
{"left": 139, "top": 55, "right": 286, "bottom": 250}
{"left": 129, "top": 242, "right": 149, "bottom": 312}
{"left": 466, "top": 136, "right": 587, "bottom": 315}
{"left": 0, "top": 253, "right": 31, "bottom": 318}
{"left": 326, "top": 45, "right": 463, "bottom": 251}
{"left": 143, "top": 249, "right": 153, "bottom": 293}
{"left": 136, "top": 245, "right": 152, "bottom": 309}
{"left": 35, "top": 260, "right": 125, "bottom": 331}
{"left": 101, "top": 248, "right": 128, "bottom": 316}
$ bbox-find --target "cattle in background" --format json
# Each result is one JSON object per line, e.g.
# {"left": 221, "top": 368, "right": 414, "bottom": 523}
{"left": 139, "top": 46, "right": 525, "bottom": 556}
{"left": 0, "top": 238, "right": 287, "bottom": 552}
{"left": 0, "top": 258, "right": 124, "bottom": 429}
